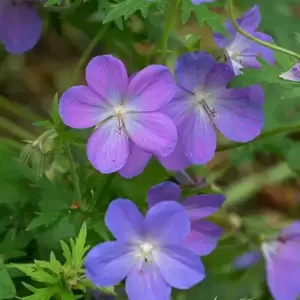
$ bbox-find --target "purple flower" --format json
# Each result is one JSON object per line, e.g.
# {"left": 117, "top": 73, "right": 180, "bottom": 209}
{"left": 59, "top": 55, "right": 177, "bottom": 177}
{"left": 232, "top": 250, "right": 261, "bottom": 270}
{"left": 0, "top": 0, "right": 42, "bottom": 54}
{"left": 191, "top": 0, "right": 214, "bottom": 5}
{"left": 147, "top": 181, "right": 224, "bottom": 255}
{"left": 85, "top": 199, "right": 205, "bottom": 300}
{"left": 280, "top": 63, "right": 300, "bottom": 82}
{"left": 214, "top": 5, "right": 275, "bottom": 75}
{"left": 261, "top": 222, "right": 300, "bottom": 300}
{"left": 159, "top": 51, "right": 264, "bottom": 166}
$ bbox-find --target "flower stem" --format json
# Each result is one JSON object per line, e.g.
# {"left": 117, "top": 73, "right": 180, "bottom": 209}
{"left": 227, "top": 0, "right": 300, "bottom": 61}
{"left": 67, "top": 24, "right": 109, "bottom": 88}
{"left": 65, "top": 143, "right": 83, "bottom": 207}
{"left": 217, "top": 122, "right": 300, "bottom": 152}
{"left": 160, "top": 0, "right": 180, "bottom": 57}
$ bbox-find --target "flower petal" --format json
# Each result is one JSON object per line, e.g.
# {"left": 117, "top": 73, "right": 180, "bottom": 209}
{"left": 125, "top": 65, "right": 176, "bottom": 112}
{"left": 147, "top": 181, "right": 181, "bottom": 208}
{"left": 155, "top": 246, "right": 205, "bottom": 289}
{"left": 279, "top": 221, "right": 300, "bottom": 239}
{"left": 124, "top": 112, "right": 177, "bottom": 157}
{"left": 213, "top": 32, "right": 231, "bottom": 49}
{"left": 182, "top": 220, "right": 223, "bottom": 256}
{"left": 157, "top": 139, "right": 191, "bottom": 171}
{"left": 144, "top": 201, "right": 190, "bottom": 245}
{"left": 212, "top": 88, "right": 264, "bottom": 142}
{"left": 87, "top": 118, "right": 129, "bottom": 173}
{"left": 205, "top": 63, "right": 235, "bottom": 91}
{"left": 180, "top": 111, "right": 217, "bottom": 165}
{"left": 126, "top": 263, "right": 171, "bottom": 300}
{"left": 249, "top": 84, "right": 264, "bottom": 105}
{"left": 59, "top": 86, "right": 111, "bottom": 129}
{"left": 85, "top": 241, "right": 137, "bottom": 287}
{"left": 280, "top": 63, "right": 300, "bottom": 82}
{"left": 266, "top": 257, "right": 300, "bottom": 300}
{"left": 253, "top": 32, "right": 275, "bottom": 65}
{"left": 85, "top": 55, "right": 128, "bottom": 106}
{"left": 105, "top": 199, "right": 144, "bottom": 242}
{"left": 183, "top": 194, "right": 225, "bottom": 220}
{"left": 278, "top": 240, "right": 300, "bottom": 263}
{"left": 0, "top": 2, "right": 42, "bottom": 54}
{"left": 232, "top": 250, "right": 261, "bottom": 270}
{"left": 118, "top": 143, "right": 152, "bottom": 179}
{"left": 175, "top": 51, "right": 216, "bottom": 92}
{"left": 237, "top": 5, "right": 261, "bottom": 32}
{"left": 191, "top": 0, "right": 214, "bottom": 4}
{"left": 161, "top": 86, "right": 194, "bottom": 128}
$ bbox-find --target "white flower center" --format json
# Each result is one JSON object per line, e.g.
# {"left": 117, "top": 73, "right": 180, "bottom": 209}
{"left": 136, "top": 242, "right": 155, "bottom": 263}
{"left": 113, "top": 105, "right": 125, "bottom": 116}
{"left": 193, "top": 91, "right": 216, "bottom": 118}
{"left": 261, "top": 241, "right": 280, "bottom": 261}
{"left": 112, "top": 105, "right": 126, "bottom": 134}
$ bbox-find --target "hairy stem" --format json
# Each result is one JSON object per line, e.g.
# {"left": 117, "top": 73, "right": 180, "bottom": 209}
{"left": 227, "top": 0, "right": 300, "bottom": 60}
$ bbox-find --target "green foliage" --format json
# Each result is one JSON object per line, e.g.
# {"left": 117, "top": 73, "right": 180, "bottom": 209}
{"left": 11, "top": 223, "right": 98, "bottom": 300}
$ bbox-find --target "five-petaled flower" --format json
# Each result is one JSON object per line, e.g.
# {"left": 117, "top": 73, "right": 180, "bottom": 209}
{"left": 280, "top": 63, "right": 300, "bottom": 82}
{"left": 85, "top": 199, "right": 205, "bottom": 300}
{"left": 59, "top": 55, "right": 177, "bottom": 177}
{"left": 214, "top": 5, "right": 275, "bottom": 75}
{"left": 159, "top": 51, "right": 264, "bottom": 167}
{"left": 147, "top": 181, "right": 224, "bottom": 255}
{"left": 232, "top": 222, "right": 300, "bottom": 300}
{"left": 0, "top": 0, "right": 42, "bottom": 54}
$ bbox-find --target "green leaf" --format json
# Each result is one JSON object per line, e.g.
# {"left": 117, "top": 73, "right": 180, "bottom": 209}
{"left": 26, "top": 212, "right": 61, "bottom": 231}
{"left": 0, "top": 262, "right": 16, "bottom": 299}
{"left": 50, "top": 93, "right": 60, "bottom": 127}
{"left": 181, "top": 3, "right": 226, "bottom": 34}
{"left": 60, "top": 240, "right": 72, "bottom": 267}
{"left": 22, "top": 285, "right": 62, "bottom": 300}
{"left": 72, "top": 222, "right": 90, "bottom": 270}
{"left": 12, "top": 264, "right": 59, "bottom": 284}
{"left": 104, "top": 0, "right": 150, "bottom": 24}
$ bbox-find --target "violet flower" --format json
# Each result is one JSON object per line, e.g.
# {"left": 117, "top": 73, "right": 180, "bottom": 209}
{"left": 214, "top": 5, "right": 275, "bottom": 75}
{"left": 232, "top": 250, "right": 261, "bottom": 270}
{"left": 0, "top": 0, "right": 42, "bottom": 54}
{"left": 262, "top": 222, "right": 300, "bottom": 300}
{"left": 85, "top": 199, "right": 205, "bottom": 300}
{"left": 191, "top": 0, "right": 214, "bottom": 5}
{"left": 280, "top": 63, "right": 300, "bottom": 82}
{"left": 232, "top": 222, "right": 300, "bottom": 300}
{"left": 59, "top": 55, "right": 177, "bottom": 177}
{"left": 159, "top": 51, "right": 264, "bottom": 167}
{"left": 147, "top": 181, "right": 224, "bottom": 255}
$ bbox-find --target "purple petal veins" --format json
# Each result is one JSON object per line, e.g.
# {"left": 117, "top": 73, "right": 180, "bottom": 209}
{"left": 0, "top": 0, "right": 42, "bottom": 54}
{"left": 85, "top": 199, "right": 206, "bottom": 299}
{"left": 160, "top": 51, "right": 263, "bottom": 166}
{"left": 59, "top": 55, "right": 177, "bottom": 175}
